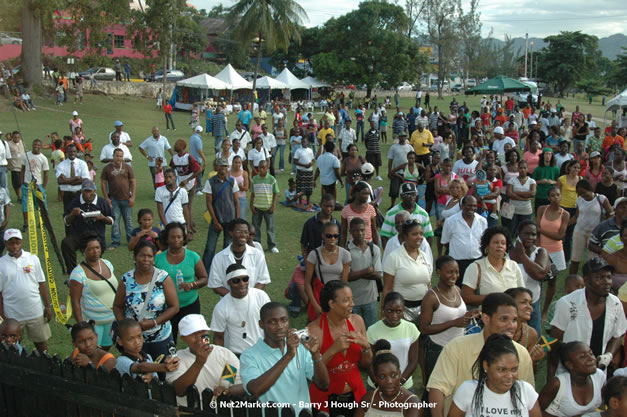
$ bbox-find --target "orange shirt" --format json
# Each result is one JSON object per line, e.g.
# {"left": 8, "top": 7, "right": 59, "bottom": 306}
{"left": 495, "top": 114, "right": 507, "bottom": 125}
{"left": 522, "top": 107, "right": 532, "bottom": 120}
{"left": 602, "top": 135, "right": 625, "bottom": 151}
{"left": 61, "top": 77, "right": 68, "bottom": 89}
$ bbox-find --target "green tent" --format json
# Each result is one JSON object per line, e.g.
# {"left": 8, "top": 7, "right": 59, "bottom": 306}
{"left": 465, "top": 75, "right": 531, "bottom": 95}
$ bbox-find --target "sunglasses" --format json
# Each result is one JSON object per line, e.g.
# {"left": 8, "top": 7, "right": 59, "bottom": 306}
{"left": 230, "top": 276, "right": 250, "bottom": 284}
{"left": 325, "top": 234, "right": 340, "bottom": 239}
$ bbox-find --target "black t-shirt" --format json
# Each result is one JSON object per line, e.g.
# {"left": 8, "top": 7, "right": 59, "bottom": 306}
{"left": 595, "top": 183, "right": 618, "bottom": 206}
{"left": 590, "top": 308, "right": 606, "bottom": 357}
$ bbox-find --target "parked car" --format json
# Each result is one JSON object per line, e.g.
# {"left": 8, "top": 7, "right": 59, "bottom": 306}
{"left": 451, "top": 84, "right": 463, "bottom": 92}
{"left": 146, "top": 69, "right": 185, "bottom": 82}
{"left": 465, "top": 79, "right": 477, "bottom": 87}
{"left": 79, "top": 67, "right": 115, "bottom": 81}
{"left": 0, "top": 33, "right": 22, "bottom": 45}
{"left": 397, "top": 82, "right": 413, "bottom": 91}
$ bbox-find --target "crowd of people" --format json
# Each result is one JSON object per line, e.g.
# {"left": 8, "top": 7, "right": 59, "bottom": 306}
{"left": 1, "top": 92, "right": 627, "bottom": 417}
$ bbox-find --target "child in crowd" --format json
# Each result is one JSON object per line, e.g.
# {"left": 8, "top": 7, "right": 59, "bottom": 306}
{"left": 115, "top": 318, "right": 179, "bottom": 382}
{"left": 285, "top": 256, "right": 308, "bottom": 318}
{"left": 473, "top": 169, "right": 498, "bottom": 220}
{"left": 247, "top": 223, "right": 264, "bottom": 253}
{"left": 590, "top": 375, "right": 627, "bottom": 417}
{"left": 50, "top": 139, "right": 65, "bottom": 169}
{"left": 70, "top": 321, "right": 116, "bottom": 372}
{"left": 72, "top": 126, "right": 93, "bottom": 155}
{"left": 128, "top": 208, "right": 161, "bottom": 251}
{"left": 285, "top": 178, "right": 311, "bottom": 210}
{"left": 87, "top": 160, "right": 97, "bottom": 182}
{"left": 0, "top": 318, "right": 23, "bottom": 354}
{"left": 154, "top": 157, "right": 165, "bottom": 188}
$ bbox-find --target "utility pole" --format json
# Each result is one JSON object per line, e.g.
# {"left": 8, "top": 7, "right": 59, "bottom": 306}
{"left": 530, "top": 41, "right": 534, "bottom": 80}
{"left": 524, "top": 33, "right": 528, "bottom": 78}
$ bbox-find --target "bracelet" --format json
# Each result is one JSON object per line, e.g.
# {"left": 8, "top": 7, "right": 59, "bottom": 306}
{"left": 313, "top": 355, "right": 323, "bottom": 363}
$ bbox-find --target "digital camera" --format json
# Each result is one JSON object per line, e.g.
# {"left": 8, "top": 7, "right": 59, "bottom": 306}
{"left": 292, "top": 328, "right": 310, "bottom": 343}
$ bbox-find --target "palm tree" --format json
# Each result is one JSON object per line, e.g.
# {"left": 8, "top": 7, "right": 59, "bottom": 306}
{"left": 228, "top": 0, "right": 307, "bottom": 92}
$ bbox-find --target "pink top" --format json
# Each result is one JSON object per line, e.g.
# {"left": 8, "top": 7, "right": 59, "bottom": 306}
{"left": 341, "top": 203, "right": 376, "bottom": 242}
{"left": 435, "top": 172, "right": 459, "bottom": 205}
{"left": 251, "top": 124, "right": 263, "bottom": 140}
{"left": 232, "top": 172, "right": 246, "bottom": 198}
{"left": 523, "top": 150, "right": 542, "bottom": 174}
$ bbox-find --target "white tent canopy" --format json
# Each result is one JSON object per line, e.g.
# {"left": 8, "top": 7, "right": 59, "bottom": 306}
{"left": 301, "top": 76, "right": 330, "bottom": 88}
{"left": 606, "top": 89, "right": 627, "bottom": 112}
{"left": 176, "top": 73, "right": 227, "bottom": 90}
{"left": 214, "top": 64, "right": 253, "bottom": 90}
{"left": 275, "top": 68, "right": 309, "bottom": 90}
{"left": 255, "top": 76, "right": 287, "bottom": 90}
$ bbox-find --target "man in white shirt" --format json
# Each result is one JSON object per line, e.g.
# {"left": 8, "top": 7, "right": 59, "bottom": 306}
{"left": 229, "top": 121, "right": 252, "bottom": 151}
{"left": 20, "top": 139, "right": 49, "bottom": 232}
{"left": 108, "top": 120, "right": 132, "bottom": 146}
{"left": 167, "top": 314, "right": 244, "bottom": 407}
{"left": 208, "top": 219, "right": 271, "bottom": 296}
{"left": 441, "top": 196, "right": 487, "bottom": 285}
{"left": 139, "top": 126, "right": 174, "bottom": 188}
{"left": 491, "top": 126, "right": 516, "bottom": 156}
{"left": 155, "top": 168, "right": 191, "bottom": 234}
{"left": 56, "top": 144, "right": 90, "bottom": 212}
{"left": 550, "top": 258, "right": 627, "bottom": 372}
{"left": 210, "top": 264, "right": 271, "bottom": 355}
{"left": 100, "top": 131, "right": 132, "bottom": 164}
{"left": 0, "top": 229, "right": 52, "bottom": 353}
{"left": 338, "top": 119, "right": 357, "bottom": 159}
{"left": 258, "top": 124, "right": 277, "bottom": 175}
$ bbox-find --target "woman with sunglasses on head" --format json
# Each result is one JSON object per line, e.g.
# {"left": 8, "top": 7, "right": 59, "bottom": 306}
{"left": 305, "top": 222, "right": 351, "bottom": 318}
{"left": 382, "top": 220, "right": 432, "bottom": 324}
{"left": 154, "top": 222, "right": 208, "bottom": 343}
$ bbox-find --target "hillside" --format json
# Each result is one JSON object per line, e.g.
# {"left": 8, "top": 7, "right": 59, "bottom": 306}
{"left": 485, "top": 33, "right": 627, "bottom": 59}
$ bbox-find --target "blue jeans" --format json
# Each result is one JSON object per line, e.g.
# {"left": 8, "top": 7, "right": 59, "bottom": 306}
{"left": 165, "top": 113, "right": 175, "bottom": 130}
{"left": 238, "top": 196, "right": 248, "bottom": 220}
{"left": 528, "top": 298, "right": 542, "bottom": 338}
{"left": 202, "top": 221, "right": 233, "bottom": 273}
{"left": 352, "top": 301, "right": 378, "bottom": 329}
{"left": 0, "top": 166, "right": 7, "bottom": 191}
{"left": 356, "top": 120, "right": 364, "bottom": 142}
{"left": 214, "top": 136, "right": 224, "bottom": 151}
{"left": 252, "top": 208, "right": 276, "bottom": 250}
{"left": 276, "top": 144, "right": 286, "bottom": 170}
{"left": 345, "top": 182, "right": 352, "bottom": 205}
{"left": 417, "top": 184, "right": 427, "bottom": 210}
{"left": 111, "top": 198, "right": 133, "bottom": 246}
{"left": 287, "top": 281, "right": 302, "bottom": 313}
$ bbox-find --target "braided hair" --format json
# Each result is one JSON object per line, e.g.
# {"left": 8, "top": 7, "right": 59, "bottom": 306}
{"left": 471, "top": 334, "right": 522, "bottom": 417}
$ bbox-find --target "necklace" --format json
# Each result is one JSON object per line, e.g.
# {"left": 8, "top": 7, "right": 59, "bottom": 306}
{"left": 436, "top": 286, "right": 458, "bottom": 304}
{"left": 232, "top": 247, "right": 245, "bottom": 262}
{"left": 234, "top": 294, "right": 251, "bottom": 339}
{"left": 379, "top": 388, "right": 402, "bottom": 404}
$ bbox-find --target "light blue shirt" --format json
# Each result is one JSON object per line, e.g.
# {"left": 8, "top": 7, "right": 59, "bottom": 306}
{"left": 240, "top": 339, "right": 314, "bottom": 414}
{"left": 139, "top": 135, "right": 171, "bottom": 167}
{"left": 189, "top": 133, "right": 203, "bottom": 163}
{"left": 238, "top": 110, "right": 253, "bottom": 126}
{"left": 316, "top": 153, "right": 340, "bottom": 186}
{"left": 115, "top": 353, "right": 158, "bottom": 379}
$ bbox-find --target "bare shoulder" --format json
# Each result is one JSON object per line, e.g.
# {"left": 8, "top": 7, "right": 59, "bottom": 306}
{"left": 349, "top": 314, "right": 366, "bottom": 332}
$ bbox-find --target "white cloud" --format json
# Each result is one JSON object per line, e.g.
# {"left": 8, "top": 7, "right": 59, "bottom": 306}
{"left": 188, "top": 0, "right": 627, "bottom": 39}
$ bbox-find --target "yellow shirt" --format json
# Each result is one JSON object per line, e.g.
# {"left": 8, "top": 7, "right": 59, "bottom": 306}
{"left": 409, "top": 129, "right": 434, "bottom": 155}
{"left": 558, "top": 175, "right": 580, "bottom": 208}
{"left": 461, "top": 257, "right": 525, "bottom": 295}
{"left": 426, "top": 331, "right": 535, "bottom": 416}
{"left": 254, "top": 109, "right": 267, "bottom": 121}
{"left": 318, "top": 128, "right": 335, "bottom": 145}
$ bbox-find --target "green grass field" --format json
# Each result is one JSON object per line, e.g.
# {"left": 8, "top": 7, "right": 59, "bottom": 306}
{"left": 0, "top": 90, "right": 611, "bottom": 391}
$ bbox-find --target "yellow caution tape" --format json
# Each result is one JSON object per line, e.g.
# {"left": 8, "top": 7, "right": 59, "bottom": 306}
{"left": 27, "top": 183, "right": 72, "bottom": 324}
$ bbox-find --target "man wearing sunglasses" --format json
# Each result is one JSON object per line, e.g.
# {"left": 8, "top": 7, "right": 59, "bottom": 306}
{"left": 210, "top": 264, "right": 270, "bottom": 356}
{"left": 167, "top": 314, "right": 245, "bottom": 408}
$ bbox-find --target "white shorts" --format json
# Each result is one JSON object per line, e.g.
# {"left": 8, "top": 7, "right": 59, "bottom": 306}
{"left": 571, "top": 231, "right": 591, "bottom": 263}
{"left": 548, "top": 251, "right": 566, "bottom": 271}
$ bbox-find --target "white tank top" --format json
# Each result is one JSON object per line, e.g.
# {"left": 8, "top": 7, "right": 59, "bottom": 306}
{"left": 429, "top": 287, "right": 467, "bottom": 346}
{"left": 545, "top": 369, "right": 605, "bottom": 417}
{"left": 519, "top": 247, "right": 541, "bottom": 303}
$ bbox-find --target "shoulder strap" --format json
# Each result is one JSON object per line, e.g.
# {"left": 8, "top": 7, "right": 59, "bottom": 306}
{"left": 367, "top": 241, "right": 374, "bottom": 261}
{"left": 96, "top": 353, "right": 115, "bottom": 369}
{"left": 314, "top": 248, "right": 325, "bottom": 284}
{"left": 138, "top": 269, "right": 159, "bottom": 322}
{"left": 474, "top": 261, "right": 482, "bottom": 294}
{"left": 81, "top": 261, "right": 116, "bottom": 294}
{"left": 163, "top": 187, "right": 181, "bottom": 215}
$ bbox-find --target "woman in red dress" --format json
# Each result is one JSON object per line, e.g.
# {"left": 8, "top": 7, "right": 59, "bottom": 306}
{"left": 307, "top": 280, "right": 372, "bottom": 417}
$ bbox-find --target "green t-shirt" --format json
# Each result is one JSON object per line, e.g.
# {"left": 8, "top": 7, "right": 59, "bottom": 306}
{"left": 252, "top": 174, "right": 279, "bottom": 210}
{"left": 532, "top": 165, "right": 560, "bottom": 199}
{"left": 154, "top": 249, "right": 200, "bottom": 308}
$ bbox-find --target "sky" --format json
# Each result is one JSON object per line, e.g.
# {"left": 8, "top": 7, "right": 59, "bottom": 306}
{"left": 188, "top": 0, "right": 627, "bottom": 40}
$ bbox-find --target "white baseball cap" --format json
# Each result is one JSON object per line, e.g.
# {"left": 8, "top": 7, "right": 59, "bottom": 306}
{"left": 4, "top": 229, "right": 22, "bottom": 242}
{"left": 493, "top": 126, "right": 504, "bottom": 135}
{"left": 194, "top": 125, "right": 203, "bottom": 133}
{"left": 361, "top": 163, "right": 375, "bottom": 175}
{"left": 72, "top": 111, "right": 78, "bottom": 116}
{"left": 178, "top": 314, "right": 210, "bottom": 337}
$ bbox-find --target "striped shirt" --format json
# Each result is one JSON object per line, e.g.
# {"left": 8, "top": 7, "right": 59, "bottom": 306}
{"left": 251, "top": 174, "right": 279, "bottom": 210}
{"left": 380, "top": 202, "right": 433, "bottom": 239}
{"left": 365, "top": 129, "right": 380, "bottom": 153}
{"left": 211, "top": 112, "right": 228, "bottom": 137}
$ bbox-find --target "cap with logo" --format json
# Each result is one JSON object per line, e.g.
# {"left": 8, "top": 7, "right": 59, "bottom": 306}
{"left": 400, "top": 182, "right": 417, "bottom": 195}
{"left": 4, "top": 229, "right": 22, "bottom": 242}
{"left": 81, "top": 179, "right": 96, "bottom": 191}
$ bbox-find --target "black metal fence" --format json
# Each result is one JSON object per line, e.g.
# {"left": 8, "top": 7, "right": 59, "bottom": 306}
{"left": 0, "top": 344, "right": 329, "bottom": 417}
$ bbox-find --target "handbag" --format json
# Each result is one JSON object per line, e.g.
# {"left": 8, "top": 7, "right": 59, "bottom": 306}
{"left": 500, "top": 201, "right": 515, "bottom": 219}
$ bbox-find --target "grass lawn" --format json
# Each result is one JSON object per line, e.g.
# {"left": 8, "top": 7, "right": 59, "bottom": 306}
{"left": 0, "top": 90, "right": 610, "bottom": 391}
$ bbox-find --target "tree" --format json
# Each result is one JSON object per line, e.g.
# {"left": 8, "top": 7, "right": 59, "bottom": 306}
{"left": 396, "top": 0, "right": 427, "bottom": 38}
{"left": 609, "top": 48, "right": 627, "bottom": 90}
{"left": 268, "top": 27, "right": 320, "bottom": 78}
{"left": 424, "top": 0, "right": 459, "bottom": 98}
{"left": 227, "top": 0, "right": 307, "bottom": 93}
{"left": 457, "top": 0, "right": 481, "bottom": 82}
{"left": 312, "top": 1, "right": 427, "bottom": 97}
{"left": 576, "top": 78, "right": 611, "bottom": 97}
{"left": 535, "top": 31, "right": 600, "bottom": 97}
